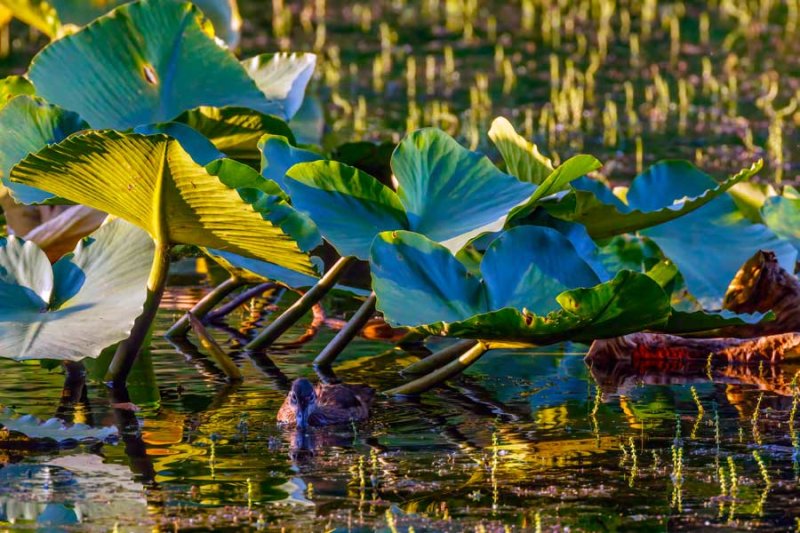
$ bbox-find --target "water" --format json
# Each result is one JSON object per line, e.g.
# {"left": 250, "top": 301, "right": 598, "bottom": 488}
{"left": 0, "top": 283, "right": 798, "bottom": 531}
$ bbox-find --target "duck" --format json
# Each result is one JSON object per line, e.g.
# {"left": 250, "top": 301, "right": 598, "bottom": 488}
{"left": 277, "top": 378, "right": 375, "bottom": 429}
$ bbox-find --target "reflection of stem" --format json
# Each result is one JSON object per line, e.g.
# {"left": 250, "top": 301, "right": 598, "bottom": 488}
{"left": 56, "top": 361, "right": 89, "bottom": 425}
{"left": 106, "top": 240, "right": 170, "bottom": 386}
{"left": 385, "top": 341, "right": 489, "bottom": 396}
{"left": 108, "top": 384, "right": 157, "bottom": 485}
{"left": 402, "top": 339, "right": 478, "bottom": 376}
{"left": 206, "top": 282, "right": 279, "bottom": 323}
{"left": 166, "top": 277, "right": 249, "bottom": 338}
{"left": 314, "top": 293, "right": 377, "bottom": 368}
{"left": 245, "top": 256, "right": 356, "bottom": 350}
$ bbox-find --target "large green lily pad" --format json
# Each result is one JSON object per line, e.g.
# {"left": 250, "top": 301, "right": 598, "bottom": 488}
{"left": 0, "top": 219, "right": 153, "bottom": 361}
{"left": 285, "top": 128, "right": 537, "bottom": 259}
{"left": 544, "top": 160, "right": 764, "bottom": 239}
{"left": 0, "top": 95, "right": 87, "bottom": 205}
{"left": 370, "top": 226, "right": 672, "bottom": 343}
{"left": 10, "top": 130, "right": 315, "bottom": 274}
{"left": 27, "top": 0, "right": 315, "bottom": 128}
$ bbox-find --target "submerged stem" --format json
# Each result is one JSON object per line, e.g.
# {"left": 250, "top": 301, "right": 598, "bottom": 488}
{"left": 385, "top": 340, "right": 489, "bottom": 396}
{"left": 166, "top": 276, "right": 250, "bottom": 338}
{"left": 402, "top": 339, "right": 478, "bottom": 376}
{"left": 314, "top": 292, "right": 378, "bottom": 368}
{"left": 245, "top": 256, "right": 356, "bottom": 350}
{"left": 105, "top": 240, "right": 170, "bottom": 386}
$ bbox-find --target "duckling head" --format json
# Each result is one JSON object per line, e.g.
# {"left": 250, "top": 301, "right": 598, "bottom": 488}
{"left": 289, "top": 378, "right": 317, "bottom": 429}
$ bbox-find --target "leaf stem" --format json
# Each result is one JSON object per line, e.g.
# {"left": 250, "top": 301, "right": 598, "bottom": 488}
{"left": 206, "top": 282, "right": 280, "bottom": 322}
{"left": 105, "top": 240, "right": 170, "bottom": 386}
{"left": 245, "top": 256, "right": 356, "bottom": 350}
{"left": 385, "top": 340, "right": 489, "bottom": 396}
{"left": 401, "top": 339, "right": 478, "bottom": 375}
{"left": 313, "top": 292, "right": 378, "bottom": 368}
{"left": 189, "top": 312, "right": 243, "bottom": 381}
{"left": 166, "top": 276, "right": 250, "bottom": 338}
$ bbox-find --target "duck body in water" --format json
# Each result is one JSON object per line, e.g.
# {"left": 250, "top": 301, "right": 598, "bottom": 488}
{"left": 277, "top": 378, "right": 375, "bottom": 428}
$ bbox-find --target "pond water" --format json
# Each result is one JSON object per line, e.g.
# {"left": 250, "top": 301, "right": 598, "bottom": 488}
{"left": 0, "top": 281, "right": 799, "bottom": 531}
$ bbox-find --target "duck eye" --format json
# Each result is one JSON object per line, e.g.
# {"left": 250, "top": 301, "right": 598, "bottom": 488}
{"left": 290, "top": 394, "right": 297, "bottom": 404}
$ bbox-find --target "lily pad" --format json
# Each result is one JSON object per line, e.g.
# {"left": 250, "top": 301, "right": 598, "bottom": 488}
{"left": 0, "top": 218, "right": 152, "bottom": 360}
{"left": 259, "top": 134, "right": 322, "bottom": 190}
{"left": 762, "top": 195, "right": 800, "bottom": 250}
{"left": 0, "top": 95, "right": 87, "bottom": 205}
{"left": 370, "top": 226, "right": 671, "bottom": 343}
{"left": 639, "top": 174, "right": 797, "bottom": 308}
{"left": 27, "top": 0, "right": 315, "bottom": 128}
{"left": 0, "top": 75, "right": 35, "bottom": 108}
{"left": 488, "top": 116, "right": 553, "bottom": 184}
{"left": 543, "top": 160, "right": 763, "bottom": 239}
{"left": 177, "top": 106, "right": 296, "bottom": 161}
{"left": 285, "top": 128, "right": 537, "bottom": 259}
{"left": 10, "top": 130, "right": 315, "bottom": 274}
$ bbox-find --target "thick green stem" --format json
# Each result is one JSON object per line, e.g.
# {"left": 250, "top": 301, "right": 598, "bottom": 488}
{"left": 245, "top": 256, "right": 356, "bottom": 350}
{"left": 166, "top": 276, "right": 250, "bottom": 338}
{"left": 402, "top": 339, "right": 478, "bottom": 376}
{"left": 314, "top": 292, "right": 378, "bottom": 367}
{"left": 189, "top": 312, "right": 243, "bottom": 381}
{"left": 385, "top": 341, "right": 489, "bottom": 396}
{"left": 105, "top": 241, "right": 170, "bottom": 386}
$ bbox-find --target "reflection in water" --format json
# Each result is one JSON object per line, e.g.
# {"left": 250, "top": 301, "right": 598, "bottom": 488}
{"left": 0, "top": 300, "right": 799, "bottom": 530}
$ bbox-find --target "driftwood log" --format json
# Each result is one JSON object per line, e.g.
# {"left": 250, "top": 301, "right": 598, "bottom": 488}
{"left": 588, "top": 251, "right": 800, "bottom": 364}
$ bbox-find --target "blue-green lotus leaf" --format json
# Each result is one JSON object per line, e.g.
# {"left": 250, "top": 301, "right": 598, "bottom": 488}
{"left": 640, "top": 185, "right": 797, "bottom": 308}
{"left": 0, "top": 95, "right": 87, "bottom": 205}
{"left": 544, "top": 160, "right": 763, "bottom": 239}
{"left": 285, "top": 160, "right": 410, "bottom": 258}
{"left": 242, "top": 52, "right": 316, "bottom": 121}
{"left": 0, "top": 218, "right": 153, "bottom": 361}
{"left": 258, "top": 134, "right": 322, "bottom": 190}
{"left": 370, "top": 227, "right": 670, "bottom": 342}
{"left": 290, "top": 94, "right": 324, "bottom": 146}
{"left": 133, "top": 122, "right": 224, "bottom": 165}
{"left": 286, "top": 128, "right": 536, "bottom": 259}
{"left": 762, "top": 195, "right": 800, "bottom": 250}
{"left": 4, "top": 0, "right": 241, "bottom": 46}
{"left": 480, "top": 226, "right": 602, "bottom": 313}
{"left": 27, "top": 0, "right": 314, "bottom": 129}
{"left": 392, "top": 128, "right": 536, "bottom": 246}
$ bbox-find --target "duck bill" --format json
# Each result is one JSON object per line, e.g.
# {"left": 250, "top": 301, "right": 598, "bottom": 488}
{"left": 296, "top": 407, "right": 311, "bottom": 429}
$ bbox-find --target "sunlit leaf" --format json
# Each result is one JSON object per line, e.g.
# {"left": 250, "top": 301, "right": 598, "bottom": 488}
{"left": 0, "top": 219, "right": 153, "bottom": 360}
{"left": 10, "top": 130, "right": 315, "bottom": 273}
